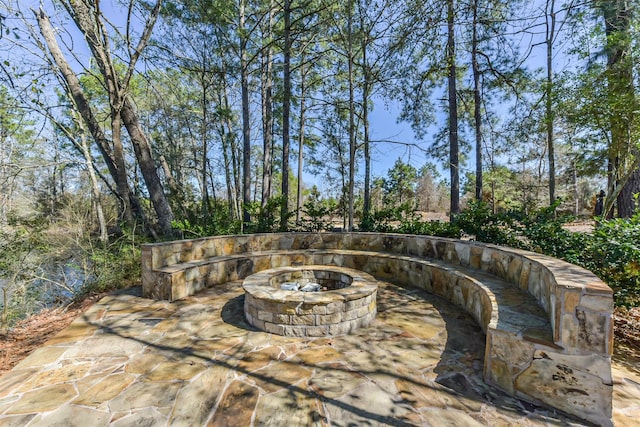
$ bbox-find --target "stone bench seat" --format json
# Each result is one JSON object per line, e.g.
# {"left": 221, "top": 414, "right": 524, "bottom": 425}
{"left": 150, "top": 248, "right": 554, "bottom": 346}
{"left": 142, "top": 232, "right": 613, "bottom": 425}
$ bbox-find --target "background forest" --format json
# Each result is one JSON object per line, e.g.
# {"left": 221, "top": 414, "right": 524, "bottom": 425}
{"left": 0, "top": 0, "right": 639, "bottom": 327}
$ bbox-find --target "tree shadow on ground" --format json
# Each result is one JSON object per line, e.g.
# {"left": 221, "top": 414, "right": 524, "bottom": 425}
{"left": 63, "top": 280, "right": 577, "bottom": 426}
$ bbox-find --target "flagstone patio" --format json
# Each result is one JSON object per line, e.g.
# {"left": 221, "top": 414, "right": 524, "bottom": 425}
{"left": 0, "top": 280, "right": 638, "bottom": 426}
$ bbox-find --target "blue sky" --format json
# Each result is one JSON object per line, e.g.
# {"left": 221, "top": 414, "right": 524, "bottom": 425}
{"left": 6, "top": 0, "right": 563, "bottom": 195}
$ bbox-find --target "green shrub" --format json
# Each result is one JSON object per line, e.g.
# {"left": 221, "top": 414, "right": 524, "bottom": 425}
{"left": 359, "top": 204, "right": 460, "bottom": 238}
{"left": 359, "top": 203, "right": 417, "bottom": 233}
{"left": 244, "top": 196, "right": 295, "bottom": 233}
{"left": 397, "top": 219, "right": 461, "bottom": 238}
{"left": 79, "top": 232, "right": 143, "bottom": 297}
{"left": 584, "top": 215, "right": 640, "bottom": 306}
{"left": 453, "top": 200, "right": 523, "bottom": 247}
{"left": 516, "top": 202, "right": 587, "bottom": 262}
{"left": 172, "top": 200, "right": 241, "bottom": 238}
{"left": 1, "top": 216, "right": 146, "bottom": 328}
{"left": 453, "top": 201, "right": 640, "bottom": 307}
{"left": 299, "top": 193, "right": 337, "bottom": 232}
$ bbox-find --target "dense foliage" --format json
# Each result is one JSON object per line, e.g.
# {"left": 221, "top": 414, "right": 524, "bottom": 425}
{"left": 367, "top": 201, "right": 640, "bottom": 307}
{"left": 0, "top": 201, "right": 143, "bottom": 329}
{"left": 2, "top": 193, "right": 638, "bottom": 329}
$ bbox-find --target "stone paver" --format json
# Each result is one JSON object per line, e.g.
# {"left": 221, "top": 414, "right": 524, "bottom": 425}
{"left": 0, "top": 281, "right": 638, "bottom": 426}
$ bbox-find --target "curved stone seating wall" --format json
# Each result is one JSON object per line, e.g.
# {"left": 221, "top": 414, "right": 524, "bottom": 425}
{"left": 141, "top": 232, "right": 614, "bottom": 426}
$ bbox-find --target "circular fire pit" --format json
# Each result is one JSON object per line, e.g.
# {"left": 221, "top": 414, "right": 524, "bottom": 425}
{"left": 243, "top": 265, "right": 377, "bottom": 337}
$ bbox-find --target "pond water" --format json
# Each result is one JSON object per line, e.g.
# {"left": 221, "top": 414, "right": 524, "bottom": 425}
{"left": 0, "top": 261, "right": 89, "bottom": 324}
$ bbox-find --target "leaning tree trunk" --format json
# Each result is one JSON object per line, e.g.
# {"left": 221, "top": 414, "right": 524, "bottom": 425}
{"left": 121, "top": 97, "right": 175, "bottom": 236}
{"left": 49, "top": 107, "right": 109, "bottom": 243}
{"left": 34, "top": 8, "right": 133, "bottom": 225}
{"left": 50, "top": 0, "right": 174, "bottom": 235}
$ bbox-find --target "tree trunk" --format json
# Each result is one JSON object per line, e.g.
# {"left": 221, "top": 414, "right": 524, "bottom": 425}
{"left": 296, "top": 62, "right": 307, "bottom": 225}
{"left": 220, "top": 127, "right": 235, "bottom": 218}
{"left": 201, "top": 77, "right": 210, "bottom": 218}
{"left": 618, "top": 168, "right": 640, "bottom": 216}
{"left": 79, "top": 130, "right": 108, "bottom": 244}
{"left": 362, "top": 20, "right": 372, "bottom": 221}
{"left": 600, "top": 0, "right": 637, "bottom": 217}
{"left": 121, "top": 97, "right": 175, "bottom": 236}
{"left": 218, "top": 66, "right": 240, "bottom": 220}
{"left": 0, "top": 127, "right": 7, "bottom": 226}
{"left": 281, "top": 0, "right": 292, "bottom": 230}
{"left": 230, "top": 98, "right": 243, "bottom": 221}
{"left": 472, "top": 0, "right": 483, "bottom": 201}
{"left": 46, "top": 86, "right": 114, "bottom": 244}
{"left": 261, "top": 0, "right": 274, "bottom": 209}
{"left": 546, "top": 0, "right": 556, "bottom": 205}
{"left": 447, "top": 0, "right": 460, "bottom": 218}
{"left": 572, "top": 160, "right": 579, "bottom": 215}
{"left": 240, "top": 0, "right": 251, "bottom": 228}
{"left": 347, "top": 0, "right": 356, "bottom": 231}
{"left": 159, "top": 154, "right": 179, "bottom": 197}
{"left": 111, "top": 109, "right": 135, "bottom": 227}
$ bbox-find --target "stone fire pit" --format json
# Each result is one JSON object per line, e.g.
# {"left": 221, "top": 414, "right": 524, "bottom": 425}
{"left": 243, "top": 265, "right": 377, "bottom": 337}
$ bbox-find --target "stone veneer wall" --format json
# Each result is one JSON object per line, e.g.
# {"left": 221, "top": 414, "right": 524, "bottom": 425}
{"left": 243, "top": 266, "right": 378, "bottom": 337}
{"left": 141, "top": 232, "right": 614, "bottom": 426}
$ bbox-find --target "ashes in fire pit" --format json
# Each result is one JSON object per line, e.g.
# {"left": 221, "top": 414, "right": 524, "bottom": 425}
{"left": 243, "top": 265, "right": 377, "bottom": 337}
{"left": 275, "top": 268, "right": 353, "bottom": 293}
